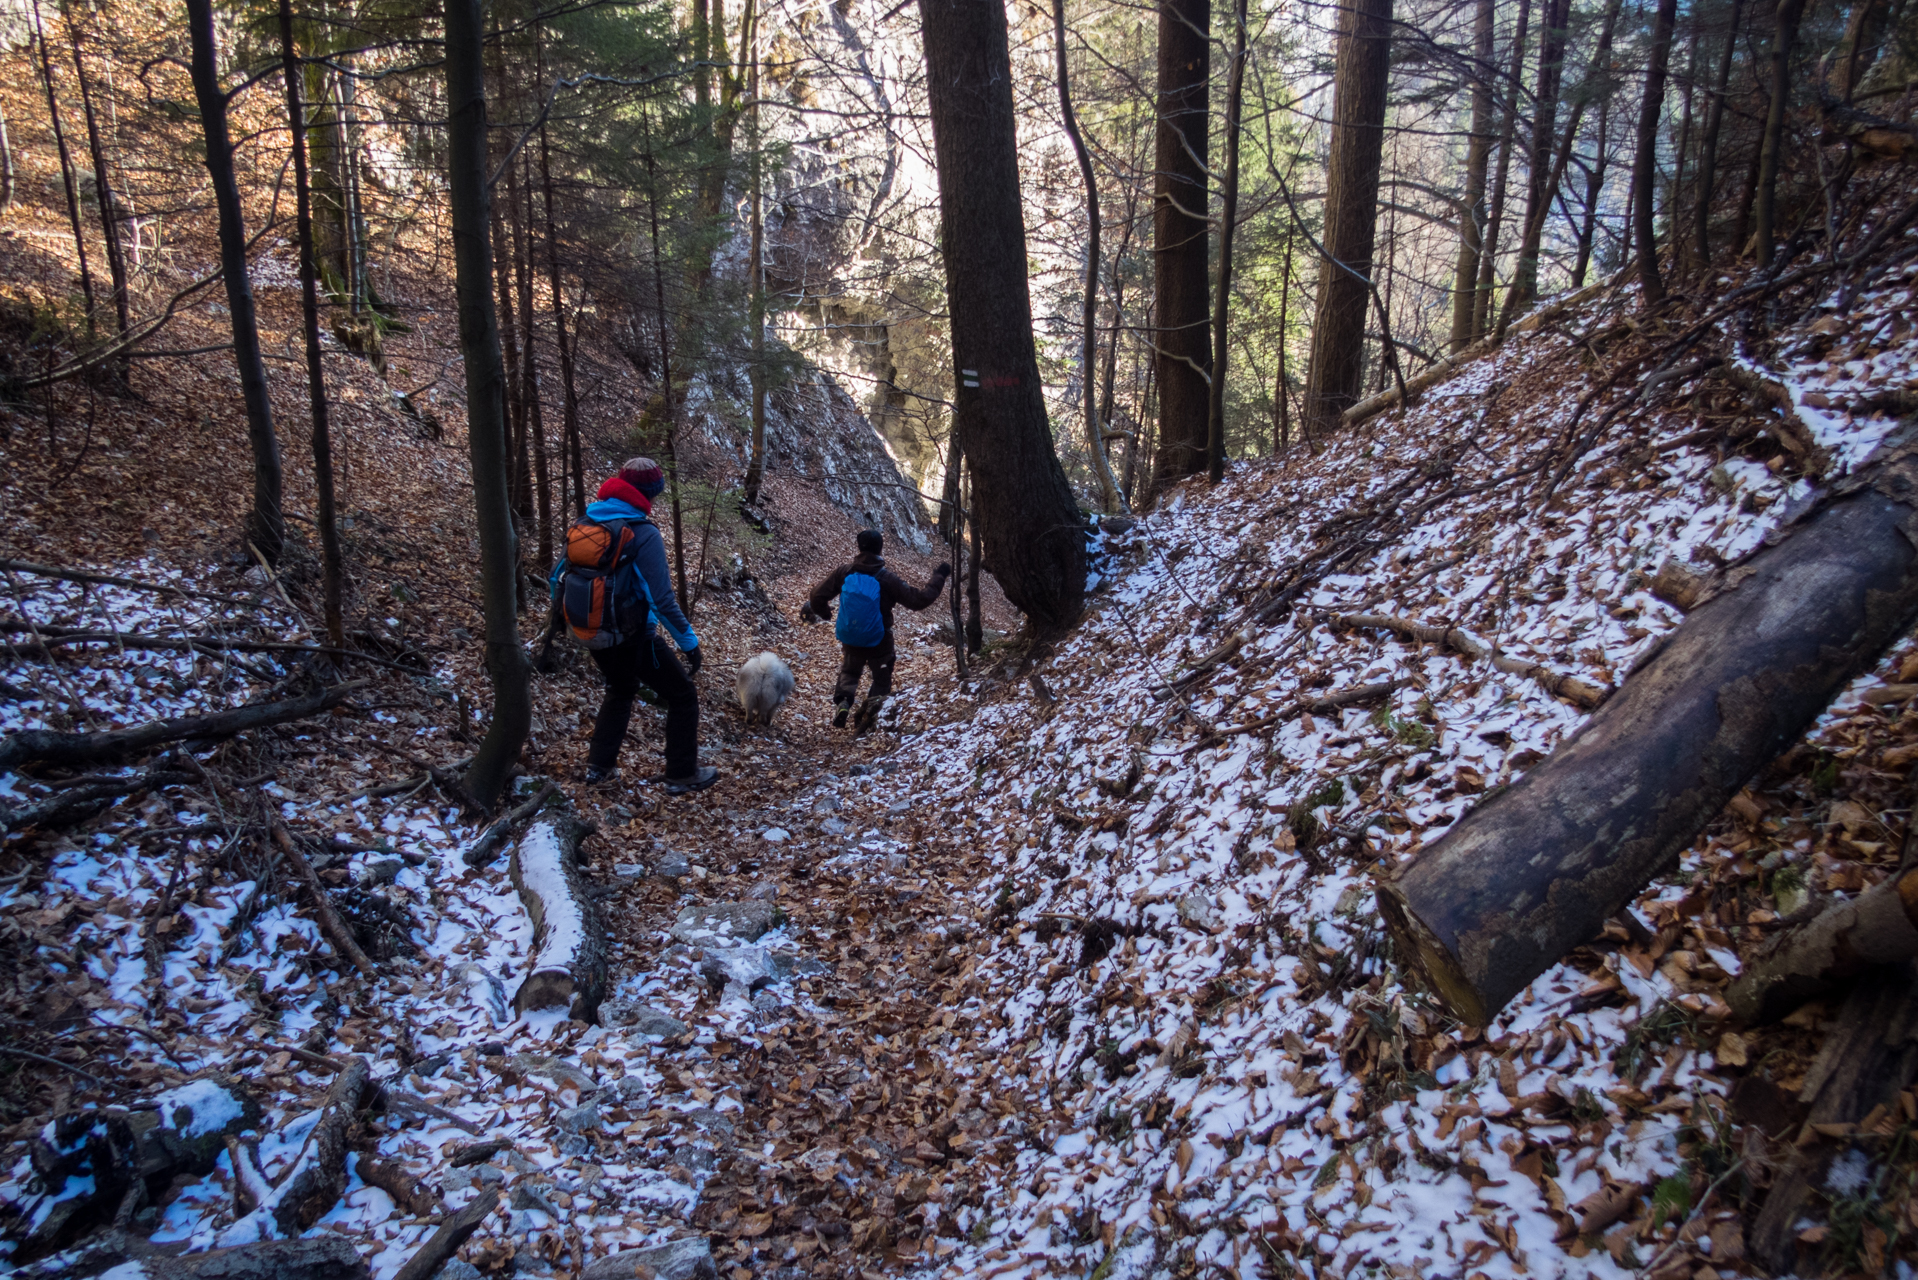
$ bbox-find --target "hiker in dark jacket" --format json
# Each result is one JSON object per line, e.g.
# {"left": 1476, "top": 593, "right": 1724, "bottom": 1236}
{"left": 802, "top": 529, "right": 949, "bottom": 730}
{"left": 568, "top": 458, "right": 717, "bottom": 794}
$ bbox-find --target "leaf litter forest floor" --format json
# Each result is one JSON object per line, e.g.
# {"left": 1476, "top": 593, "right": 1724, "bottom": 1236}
{"left": 12, "top": 217, "right": 1918, "bottom": 1280}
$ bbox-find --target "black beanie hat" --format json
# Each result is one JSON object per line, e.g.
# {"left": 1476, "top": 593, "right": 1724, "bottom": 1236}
{"left": 856, "top": 529, "right": 884, "bottom": 555}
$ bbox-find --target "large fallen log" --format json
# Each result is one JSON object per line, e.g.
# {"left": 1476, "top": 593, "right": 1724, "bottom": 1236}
{"left": 13, "top": 1234, "right": 370, "bottom": 1279}
{"left": 509, "top": 798, "right": 606, "bottom": 1022}
{"left": 215, "top": 1055, "right": 369, "bottom": 1245}
{"left": 1726, "top": 864, "right": 1918, "bottom": 1024}
{"left": 1378, "top": 442, "right": 1918, "bottom": 1025}
{"left": 391, "top": 1189, "right": 499, "bottom": 1280}
{"left": 0, "top": 681, "right": 366, "bottom": 771}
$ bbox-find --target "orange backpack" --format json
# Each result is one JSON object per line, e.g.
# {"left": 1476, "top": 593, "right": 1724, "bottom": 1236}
{"left": 553, "top": 517, "right": 648, "bottom": 649}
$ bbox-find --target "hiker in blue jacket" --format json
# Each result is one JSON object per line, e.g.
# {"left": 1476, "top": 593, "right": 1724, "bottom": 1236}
{"left": 802, "top": 529, "right": 949, "bottom": 732}
{"left": 561, "top": 458, "right": 718, "bottom": 794}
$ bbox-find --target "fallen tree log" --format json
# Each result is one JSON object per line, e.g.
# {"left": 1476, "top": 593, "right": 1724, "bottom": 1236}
{"left": 272, "top": 823, "right": 377, "bottom": 978}
{"left": 509, "top": 798, "right": 606, "bottom": 1022}
{"left": 0, "top": 681, "right": 366, "bottom": 771}
{"left": 1747, "top": 962, "right": 1918, "bottom": 1273}
{"left": 13, "top": 1234, "right": 370, "bottom": 1279}
{"left": 1727, "top": 864, "right": 1918, "bottom": 1024}
{"left": 0, "top": 764, "right": 196, "bottom": 832}
{"left": 216, "top": 1055, "right": 369, "bottom": 1245}
{"left": 1335, "top": 613, "right": 1611, "bottom": 709}
{"left": 391, "top": 1189, "right": 499, "bottom": 1280}
{"left": 1377, "top": 443, "right": 1918, "bottom": 1025}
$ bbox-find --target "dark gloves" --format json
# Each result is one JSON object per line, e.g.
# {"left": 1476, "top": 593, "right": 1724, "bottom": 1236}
{"left": 936, "top": 562, "right": 953, "bottom": 577}
{"left": 799, "top": 602, "right": 823, "bottom": 624}
{"left": 685, "top": 646, "right": 704, "bottom": 676}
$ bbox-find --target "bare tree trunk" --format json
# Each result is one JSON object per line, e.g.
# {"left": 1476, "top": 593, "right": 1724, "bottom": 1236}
{"left": 1205, "top": 0, "right": 1248, "bottom": 483}
{"left": 1497, "top": 0, "right": 1572, "bottom": 334}
{"left": 1150, "top": 0, "right": 1210, "bottom": 490}
{"left": 1693, "top": 0, "right": 1744, "bottom": 266}
{"left": 1475, "top": 0, "right": 1530, "bottom": 338}
{"left": 1539, "top": 0, "right": 1625, "bottom": 258}
{"left": 1633, "top": 0, "right": 1679, "bottom": 302}
{"left": 744, "top": 35, "right": 768, "bottom": 506}
{"left": 65, "top": 12, "right": 129, "bottom": 352}
{"left": 493, "top": 202, "right": 527, "bottom": 530}
{"left": 185, "top": 0, "right": 284, "bottom": 566}
{"left": 31, "top": 0, "right": 95, "bottom": 336}
{"left": 1572, "top": 97, "right": 1612, "bottom": 285}
{"left": 1301, "top": 0, "right": 1393, "bottom": 438}
{"left": 1754, "top": 0, "right": 1805, "bottom": 268}
{"left": 514, "top": 153, "right": 551, "bottom": 573}
{"left": 1450, "top": 0, "right": 1495, "bottom": 352}
{"left": 639, "top": 112, "right": 690, "bottom": 609}
{"left": 1274, "top": 235, "right": 1292, "bottom": 450}
{"left": 1666, "top": 16, "right": 1700, "bottom": 274}
{"left": 1054, "top": 0, "right": 1125, "bottom": 511}
{"left": 536, "top": 118, "right": 584, "bottom": 518}
{"left": 446, "top": 0, "right": 531, "bottom": 813}
{"left": 280, "top": 0, "right": 345, "bottom": 651}
{"left": 918, "top": 0, "right": 1086, "bottom": 632}
{"left": 0, "top": 101, "right": 13, "bottom": 215}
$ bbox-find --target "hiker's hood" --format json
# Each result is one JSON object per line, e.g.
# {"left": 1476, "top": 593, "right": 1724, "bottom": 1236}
{"left": 585, "top": 498, "right": 651, "bottom": 523}
{"left": 852, "top": 551, "right": 885, "bottom": 572}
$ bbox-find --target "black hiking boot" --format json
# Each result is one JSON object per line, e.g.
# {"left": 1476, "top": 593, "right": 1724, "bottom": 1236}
{"left": 662, "top": 766, "right": 720, "bottom": 795}
{"left": 831, "top": 703, "right": 851, "bottom": 729}
{"left": 853, "top": 699, "right": 882, "bottom": 735}
{"left": 582, "top": 764, "right": 618, "bottom": 784}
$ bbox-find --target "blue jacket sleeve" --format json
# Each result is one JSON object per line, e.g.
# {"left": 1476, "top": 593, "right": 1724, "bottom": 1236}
{"left": 629, "top": 522, "right": 698, "bottom": 650}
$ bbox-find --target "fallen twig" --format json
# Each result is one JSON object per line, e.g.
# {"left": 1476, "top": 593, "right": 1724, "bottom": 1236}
{"left": 391, "top": 1189, "right": 499, "bottom": 1280}
{"left": 1190, "top": 679, "right": 1411, "bottom": 753}
{"left": 462, "top": 780, "right": 558, "bottom": 868}
{"left": 272, "top": 822, "right": 376, "bottom": 978}
{"left": 1335, "top": 613, "right": 1611, "bottom": 709}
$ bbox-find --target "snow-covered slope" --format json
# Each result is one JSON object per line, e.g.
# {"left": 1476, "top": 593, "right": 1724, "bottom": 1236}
{"left": 851, "top": 263, "right": 1918, "bottom": 1279}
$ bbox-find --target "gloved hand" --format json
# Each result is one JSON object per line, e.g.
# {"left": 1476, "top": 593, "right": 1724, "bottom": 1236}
{"left": 799, "top": 602, "right": 819, "bottom": 624}
{"left": 936, "top": 562, "right": 952, "bottom": 576}
{"left": 685, "top": 646, "right": 704, "bottom": 677}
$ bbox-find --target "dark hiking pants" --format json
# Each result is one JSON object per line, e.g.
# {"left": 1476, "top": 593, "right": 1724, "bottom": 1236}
{"left": 834, "top": 634, "right": 896, "bottom": 709}
{"left": 588, "top": 630, "right": 698, "bottom": 778}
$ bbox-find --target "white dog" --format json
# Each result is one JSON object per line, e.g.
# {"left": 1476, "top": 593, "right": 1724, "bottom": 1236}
{"left": 735, "top": 652, "right": 795, "bottom": 726}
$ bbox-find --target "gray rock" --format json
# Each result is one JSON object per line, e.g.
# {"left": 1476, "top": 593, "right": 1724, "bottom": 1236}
{"left": 601, "top": 999, "right": 693, "bottom": 1039}
{"left": 768, "top": 954, "right": 831, "bottom": 981}
{"left": 671, "top": 900, "right": 777, "bottom": 944}
{"left": 821, "top": 817, "right": 849, "bottom": 835}
{"left": 812, "top": 794, "right": 843, "bottom": 813}
{"left": 613, "top": 863, "right": 647, "bottom": 880}
{"left": 1100, "top": 515, "right": 1139, "bottom": 536}
{"left": 511, "top": 1183, "right": 560, "bottom": 1214}
{"left": 848, "top": 764, "right": 872, "bottom": 777}
{"left": 498, "top": 1054, "right": 597, "bottom": 1097}
{"left": 357, "top": 857, "right": 404, "bottom": 887}
{"left": 654, "top": 852, "right": 692, "bottom": 881}
{"left": 887, "top": 800, "right": 911, "bottom": 816}
{"left": 698, "top": 945, "right": 779, "bottom": 995}
{"left": 744, "top": 880, "right": 779, "bottom": 901}
{"left": 435, "top": 1263, "right": 485, "bottom": 1280}
{"left": 603, "top": 1074, "right": 651, "bottom": 1104}
{"left": 581, "top": 1237, "right": 718, "bottom": 1280}
{"left": 682, "top": 1107, "right": 736, "bottom": 1141}
{"left": 557, "top": 1133, "right": 590, "bottom": 1157}
{"left": 556, "top": 1102, "right": 602, "bottom": 1135}
{"left": 751, "top": 987, "right": 783, "bottom": 1014}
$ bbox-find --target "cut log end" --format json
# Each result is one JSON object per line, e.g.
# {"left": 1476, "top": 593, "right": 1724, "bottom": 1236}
{"left": 1376, "top": 885, "right": 1493, "bottom": 1027}
{"left": 508, "top": 798, "right": 606, "bottom": 1024}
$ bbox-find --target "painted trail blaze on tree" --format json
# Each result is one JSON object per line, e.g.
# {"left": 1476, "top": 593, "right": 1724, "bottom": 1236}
{"left": 917, "top": 0, "right": 1084, "bottom": 632}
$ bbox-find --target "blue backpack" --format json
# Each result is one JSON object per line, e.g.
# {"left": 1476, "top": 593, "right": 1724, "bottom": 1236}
{"left": 836, "top": 571, "right": 885, "bottom": 646}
